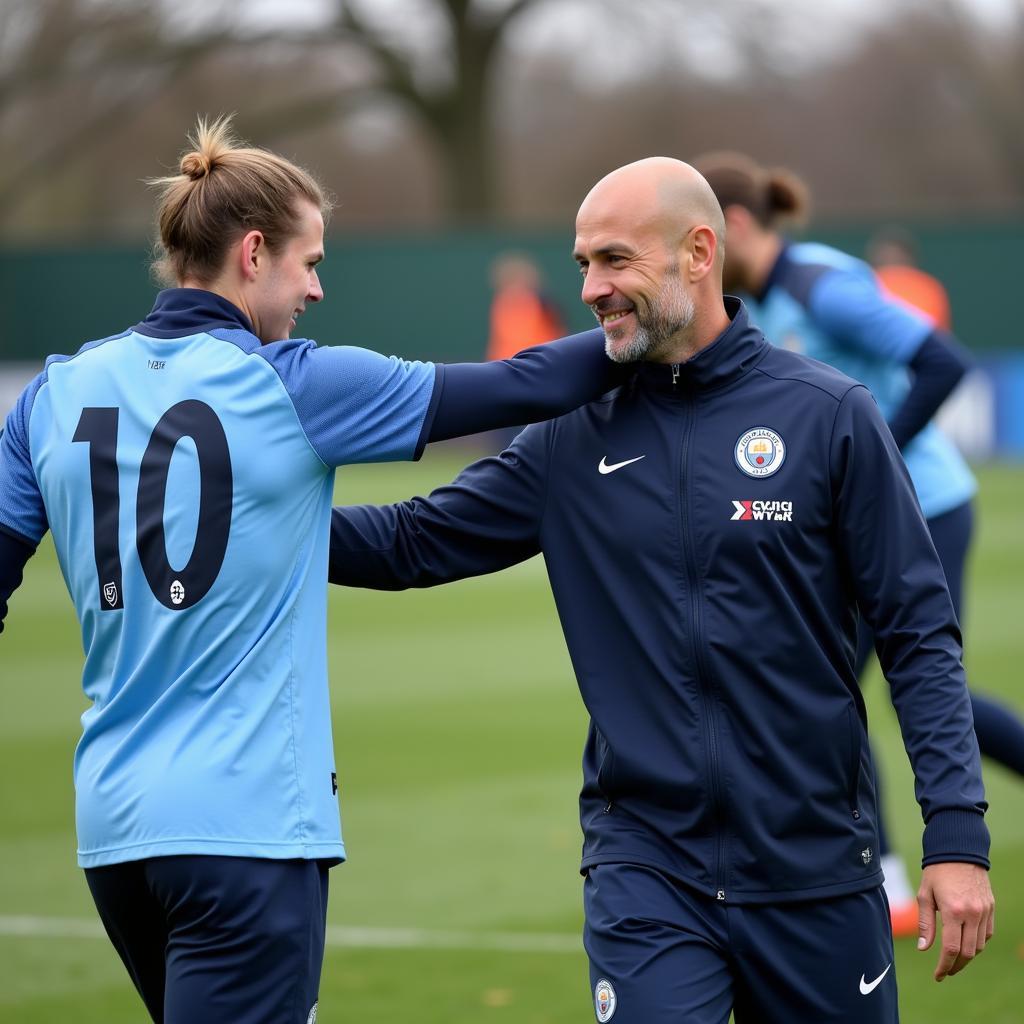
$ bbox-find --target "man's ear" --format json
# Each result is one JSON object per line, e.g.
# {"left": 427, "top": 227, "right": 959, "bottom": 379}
{"left": 688, "top": 225, "right": 718, "bottom": 282}
{"left": 239, "top": 230, "right": 266, "bottom": 282}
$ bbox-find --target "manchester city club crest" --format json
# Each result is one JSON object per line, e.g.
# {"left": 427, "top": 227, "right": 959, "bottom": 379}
{"left": 594, "top": 979, "right": 617, "bottom": 1022}
{"left": 734, "top": 427, "right": 786, "bottom": 478}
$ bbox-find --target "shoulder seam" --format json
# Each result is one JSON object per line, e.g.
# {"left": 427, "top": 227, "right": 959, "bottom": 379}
{"left": 827, "top": 383, "right": 870, "bottom": 504}
{"left": 751, "top": 364, "right": 859, "bottom": 404}
{"left": 48, "top": 329, "right": 135, "bottom": 368}
{"left": 253, "top": 346, "right": 330, "bottom": 470}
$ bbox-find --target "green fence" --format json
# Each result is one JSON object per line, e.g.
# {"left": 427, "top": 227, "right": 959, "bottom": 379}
{"left": 1, "top": 221, "right": 1021, "bottom": 365}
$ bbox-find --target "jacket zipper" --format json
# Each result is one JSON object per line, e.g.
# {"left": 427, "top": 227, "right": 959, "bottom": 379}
{"left": 673, "top": 373, "right": 728, "bottom": 901}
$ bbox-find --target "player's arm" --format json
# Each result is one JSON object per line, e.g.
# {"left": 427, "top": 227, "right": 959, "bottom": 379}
{"left": 885, "top": 330, "right": 972, "bottom": 449}
{"left": 425, "top": 328, "right": 622, "bottom": 446}
{"left": 0, "top": 528, "right": 35, "bottom": 634}
{"left": 810, "top": 270, "right": 972, "bottom": 448}
{"left": 0, "top": 378, "right": 50, "bottom": 633}
{"left": 329, "top": 424, "right": 548, "bottom": 590}
{"left": 263, "top": 329, "right": 620, "bottom": 466}
{"left": 829, "top": 384, "right": 993, "bottom": 980}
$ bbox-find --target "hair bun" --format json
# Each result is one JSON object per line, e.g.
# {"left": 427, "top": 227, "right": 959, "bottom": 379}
{"left": 765, "top": 169, "right": 809, "bottom": 220}
{"left": 180, "top": 151, "right": 213, "bottom": 181}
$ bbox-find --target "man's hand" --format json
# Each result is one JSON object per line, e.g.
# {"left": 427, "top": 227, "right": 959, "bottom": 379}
{"left": 917, "top": 862, "right": 994, "bottom": 981}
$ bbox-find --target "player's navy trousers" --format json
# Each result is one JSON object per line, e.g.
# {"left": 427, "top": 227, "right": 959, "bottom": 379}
{"left": 85, "top": 856, "right": 328, "bottom": 1024}
{"left": 583, "top": 862, "right": 897, "bottom": 1024}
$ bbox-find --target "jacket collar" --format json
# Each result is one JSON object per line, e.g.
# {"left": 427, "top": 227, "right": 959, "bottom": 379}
{"left": 134, "top": 288, "right": 255, "bottom": 339}
{"left": 635, "top": 297, "right": 769, "bottom": 394}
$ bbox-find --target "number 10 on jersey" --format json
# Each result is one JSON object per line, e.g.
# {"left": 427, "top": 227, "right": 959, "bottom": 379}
{"left": 73, "top": 401, "right": 233, "bottom": 611}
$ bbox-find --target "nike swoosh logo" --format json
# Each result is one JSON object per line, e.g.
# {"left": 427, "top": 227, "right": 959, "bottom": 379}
{"left": 598, "top": 455, "right": 646, "bottom": 475}
{"left": 859, "top": 962, "right": 892, "bottom": 995}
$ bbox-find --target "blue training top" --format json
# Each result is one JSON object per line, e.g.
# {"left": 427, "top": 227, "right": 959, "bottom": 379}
{"left": 0, "top": 288, "right": 438, "bottom": 867}
{"left": 745, "top": 242, "right": 976, "bottom": 520}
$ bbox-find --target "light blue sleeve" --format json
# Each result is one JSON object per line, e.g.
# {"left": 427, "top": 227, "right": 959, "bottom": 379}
{"left": 808, "top": 267, "right": 934, "bottom": 364}
{"left": 0, "top": 372, "right": 48, "bottom": 544}
{"left": 257, "top": 338, "right": 436, "bottom": 467}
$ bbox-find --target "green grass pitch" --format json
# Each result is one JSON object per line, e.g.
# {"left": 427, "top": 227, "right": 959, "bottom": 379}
{"left": 1, "top": 452, "right": 1021, "bottom": 1022}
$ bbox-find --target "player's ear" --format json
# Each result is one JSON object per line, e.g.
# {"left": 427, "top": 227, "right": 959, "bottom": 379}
{"left": 239, "top": 230, "right": 266, "bottom": 282}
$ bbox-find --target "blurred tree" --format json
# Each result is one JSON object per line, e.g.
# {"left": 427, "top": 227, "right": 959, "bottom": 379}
{"left": 310, "top": 0, "right": 541, "bottom": 223}
{"left": 0, "top": 0, "right": 1021, "bottom": 239}
{"left": 0, "top": 0, "right": 571, "bottom": 228}
{"left": 0, "top": 0, "right": 239, "bottom": 230}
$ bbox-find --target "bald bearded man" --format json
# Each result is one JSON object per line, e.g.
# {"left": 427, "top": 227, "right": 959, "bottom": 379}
{"left": 327, "top": 159, "right": 993, "bottom": 1024}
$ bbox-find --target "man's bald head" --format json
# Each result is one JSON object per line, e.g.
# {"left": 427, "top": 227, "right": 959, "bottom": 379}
{"left": 576, "top": 157, "right": 725, "bottom": 260}
{"left": 573, "top": 157, "right": 730, "bottom": 365}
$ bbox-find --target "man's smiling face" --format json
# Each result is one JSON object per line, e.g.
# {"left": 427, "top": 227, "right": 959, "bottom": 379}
{"left": 573, "top": 190, "right": 695, "bottom": 364}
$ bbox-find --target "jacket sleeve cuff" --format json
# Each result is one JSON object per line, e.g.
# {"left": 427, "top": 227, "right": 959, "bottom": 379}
{"left": 921, "top": 809, "right": 991, "bottom": 870}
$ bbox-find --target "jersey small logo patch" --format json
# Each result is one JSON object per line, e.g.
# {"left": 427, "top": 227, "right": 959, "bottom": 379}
{"left": 861, "top": 846, "right": 873, "bottom": 865}
{"left": 730, "top": 499, "right": 793, "bottom": 522}
{"left": 734, "top": 427, "right": 785, "bottom": 478}
{"left": 306, "top": 1001, "right": 318, "bottom": 1024}
{"left": 103, "top": 582, "right": 119, "bottom": 607}
{"left": 169, "top": 580, "right": 185, "bottom": 606}
{"left": 594, "top": 979, "right": 616, "bottom": 1021}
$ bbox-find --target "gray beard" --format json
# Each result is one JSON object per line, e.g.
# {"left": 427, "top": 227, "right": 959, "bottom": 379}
{"left": 605, "top": 274, "right": 696, "bottom": 363}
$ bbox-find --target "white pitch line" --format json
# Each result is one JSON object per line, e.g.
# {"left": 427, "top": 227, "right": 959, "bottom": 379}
{"left": 324, "top": 924, "right": 580, "bottom": 954}
{"left": 0, "top": 916, "right": 581, "bottom": 955}
{"left": 0, "top": 916, "right": 106, "bottom": 940}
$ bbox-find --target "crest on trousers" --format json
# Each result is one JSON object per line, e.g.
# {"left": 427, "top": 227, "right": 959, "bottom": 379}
{"left": 734, "top": 427, "right": 786, "bottom": 478}
{"left": 103, "top": 581, "right": 118, "bottom": 607}
{"left": 595, "top": 979, "right": 617, "bottom": 1022}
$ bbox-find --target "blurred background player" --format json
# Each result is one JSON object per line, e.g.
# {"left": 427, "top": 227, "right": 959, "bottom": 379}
{"left": 485, "top": 252, "right": 567, "bottom": 451}
{"left": 486, "top": 252, "right": 566, "bottom": 362}
{"left": 694, "top": 150, "right": 1024, "bottom": 938}
{"left": 0, "top": 116, "right": 626, "bottom": 1024}
{"left": 868, "top": 226, "right": 952, "bottom": 330}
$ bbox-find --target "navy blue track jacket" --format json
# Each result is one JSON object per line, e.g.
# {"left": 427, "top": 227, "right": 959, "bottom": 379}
{"left": 329, "top": 299, "right": 989, "bottom": 905}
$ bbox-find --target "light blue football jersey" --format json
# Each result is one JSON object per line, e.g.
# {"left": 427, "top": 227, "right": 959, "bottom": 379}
{"left": 744, "top": 243, "right": 975, "bottom": 519}
{"left": 0, "top": 289, "right": 436, "bottom": 867}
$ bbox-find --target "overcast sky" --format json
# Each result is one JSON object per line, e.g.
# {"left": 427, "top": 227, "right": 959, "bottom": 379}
{"left": 160, "top": 0, "right": 1019, "bottom": 93}
{"left": 175, "top": 0, "right": 1021, "bottom": 35}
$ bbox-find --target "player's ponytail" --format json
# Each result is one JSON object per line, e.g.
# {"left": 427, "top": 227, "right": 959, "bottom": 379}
{"left": 693, "top": 151, "right": 808, "bottom": 228}
{"left": 148, "top": 115, "right": 332, "bottom": 286}
{"left": 763, "top": 168, "right": 809, "bottom": 225}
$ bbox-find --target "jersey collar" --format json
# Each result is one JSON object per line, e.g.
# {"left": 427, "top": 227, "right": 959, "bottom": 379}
{"left": 635, "top": 297, "right": 770, "bottom": 394}
{"left": 755, "top": 241, "right": 793, "bottom": 303}
{"left": 134, "top": 288, "right": 256, "bottom": 340}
